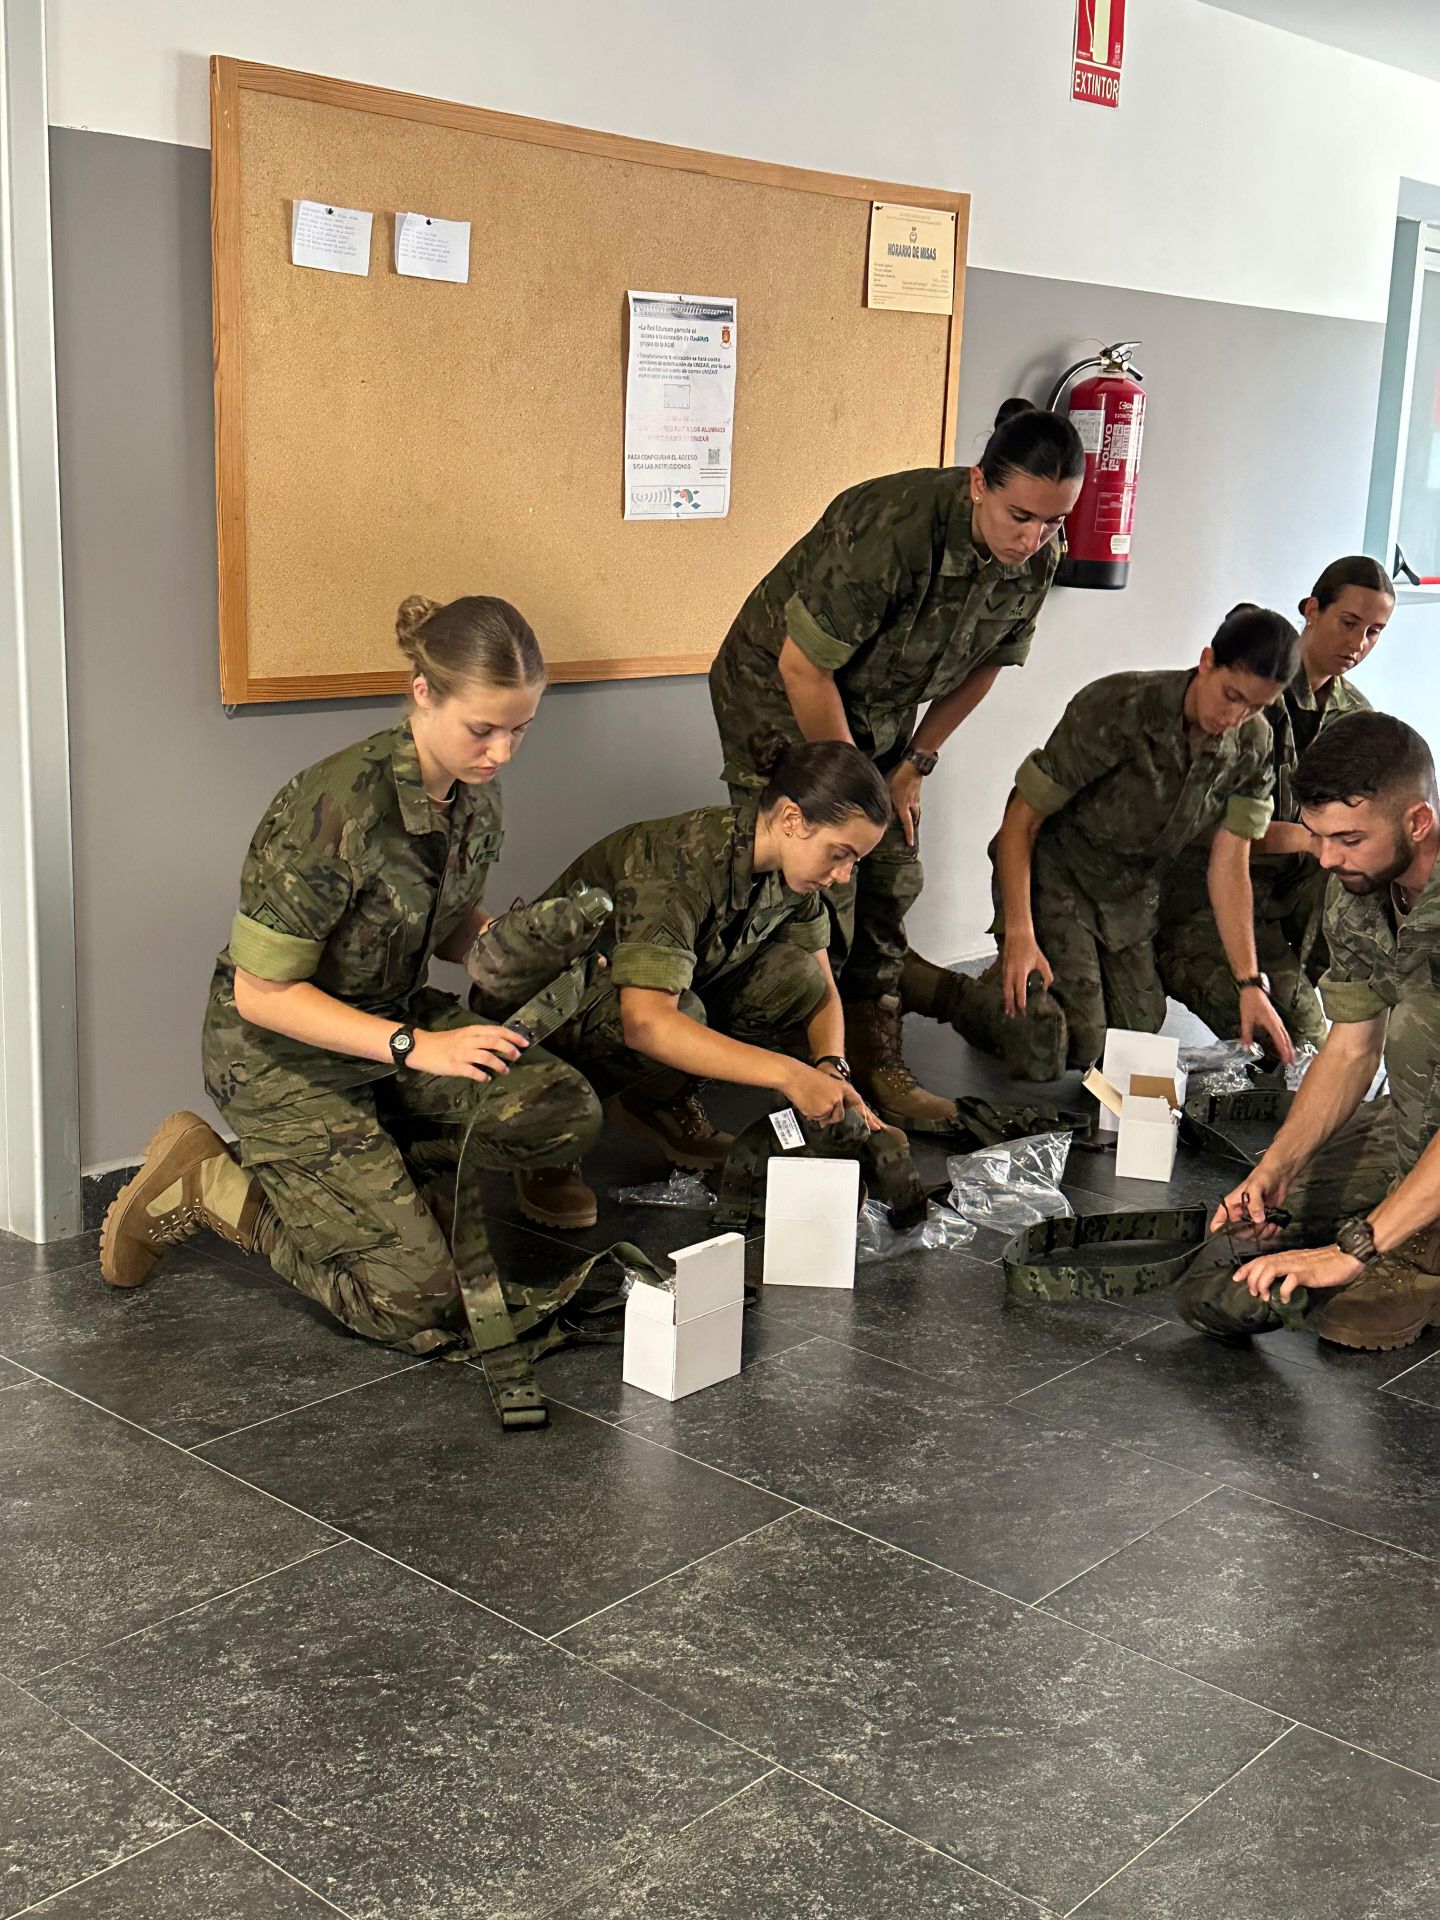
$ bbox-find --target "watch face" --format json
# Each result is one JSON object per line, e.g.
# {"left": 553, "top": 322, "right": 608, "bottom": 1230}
{"left": 391, "top": 1029, "right": 414, "bottom": 1057}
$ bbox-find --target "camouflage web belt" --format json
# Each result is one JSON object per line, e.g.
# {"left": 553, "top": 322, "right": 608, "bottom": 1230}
{"left": 1179, "top": 1085, "right": 1294, "bottom": 1169}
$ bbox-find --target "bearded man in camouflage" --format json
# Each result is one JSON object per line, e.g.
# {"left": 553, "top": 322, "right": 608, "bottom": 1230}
{"left": 707, "top": 400, "right": 1083, "bottom": 1133}
{"left": 1179, "top": 712, "right": 1440, "bottom": 1353}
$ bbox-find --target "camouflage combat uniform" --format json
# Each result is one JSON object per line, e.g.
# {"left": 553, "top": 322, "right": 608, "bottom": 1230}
{"left": 981, "top": 669, "right": 1274, "bottom": 1074}
{"left": 1177, "top": 860, "right": 1440, "bottom": 1334}
{"left": 708, "top": 469, "right": 1058, "bottom": 999}
{"left": 1157, "top": 667, "right": 1370, "bottom": 1048}
{"left": 540, "top": 803, "right": 831, "bottom": 1094}
{"left": 202, "top": 722, "right": 601, "bottom": 1354}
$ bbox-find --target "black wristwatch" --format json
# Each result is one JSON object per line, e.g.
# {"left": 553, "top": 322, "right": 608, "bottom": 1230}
{"left": 901, "top": 746, "right": 939, "bottom": 777}
{"left": 1233, "top": 972, "right": 1272, "bottom": 995}
{"left": 814, "top": 1053, "right": 852, "bottom": 1081}
{"left": 388, "top": 1024, "right": 418, "bottom": 1069}
{"left": 1335, "top": 1214, "right": 1381, "bottom": 1267}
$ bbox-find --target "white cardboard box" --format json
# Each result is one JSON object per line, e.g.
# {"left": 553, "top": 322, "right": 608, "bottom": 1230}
{"left": 622, "top": 1231, "right": 744, "bottom": 1402}
{"left": 761, "top": 1157, "right": 860, "bottom": 1289}
{"left": 1096, "top": 1029, "right": 1188, "bottom": 1136}
{"left": 1113, "top": 1091, "right": 1181, "bottom": 1182}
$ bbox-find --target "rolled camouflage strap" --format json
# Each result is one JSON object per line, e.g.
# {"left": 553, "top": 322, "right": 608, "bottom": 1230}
{"left": 714, "top": 1107, "right": 926, "bottom": 1236}
{"left": 948, "top": 1094, "right": 1103, "bottom": 1153}
{"left": 1179, "top": 1086, "right": 1293, "bottom": 1169}
{"left": 467, "top": 884, "right": 614, "bottom": 1030}
{"left": 1004, "top": 1205, "right": 1311, "bottom": 1325}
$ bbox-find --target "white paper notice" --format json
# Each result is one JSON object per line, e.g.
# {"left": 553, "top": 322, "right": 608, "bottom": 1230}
{"left": 290, "top": 200, "right": 373, "bottom": 276}
{"left": 866, "top": 202, "right": 956, "bottom": 314}
{"left": 395, "top": 210, "right": 471, "bottom": 284}
{"left": 624, "top": 291, "right": 737, "bottom": 520}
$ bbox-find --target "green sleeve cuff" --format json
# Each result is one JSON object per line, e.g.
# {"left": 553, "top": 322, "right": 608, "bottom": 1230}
{"left": 228, "top": 912, "right": 325, "bottom": 982}
{"left": 1224, "top": 794, "right": 1274, "bottom": 841}
{"left": 610, "top": 941, "right": 696, "bottom": 993}
{"left": 1015, "top": 751, "right": 1072, "bottom": 817}
{"left": 779, "top": 912, "right": 830, "bottom": 953}
{"left": 989, "top": 637, "right": 1032, "bottom": 669}
{"left": 784, "top": 593, "right": 855, "bottom": 672}
{"left": 1318, "top": 972, "right": 1387, "bottom": 1023}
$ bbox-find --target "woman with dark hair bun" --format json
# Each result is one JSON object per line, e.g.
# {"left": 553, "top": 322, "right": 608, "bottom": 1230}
{"left": 708, "top": 399, "right": 1083, "bottom": 1136}
{"left": 509, "top": 733, "right": 893, "bottom": 1225}
{"left": 1157, "top": 556, "right": 1395, "bottom": 1049}
{"left": 965, "top": 606, "right": 1304, "bottom": 1079}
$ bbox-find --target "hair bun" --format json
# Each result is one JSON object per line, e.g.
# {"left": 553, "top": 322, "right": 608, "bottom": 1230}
{"left": 993, "top": 396, "right": 1035, "bottom": 428}
{"left": 746, "top": 725, "right": 793, "bottom": 779}
{"left": 395, "top": 595, "right": 440, "bottom": 649}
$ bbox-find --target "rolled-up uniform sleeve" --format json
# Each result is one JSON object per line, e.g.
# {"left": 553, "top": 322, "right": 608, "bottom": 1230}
{"left": 783, "top": 507, "right": 921, "bottom": 673}
{"left": 777, "top": 892, "right": 830, "bottom": 952}
{"left": 609, "top": 877, "right": 707, "bottom": 994}
{"left": 1318, "top": 891, "right": 1388, "bottom": 1023}
{"left": 228, "top": 804, "right": 353, "bottom": 983}
{"left": 1013, "top": 679, "right": 1129, "bottom": 817}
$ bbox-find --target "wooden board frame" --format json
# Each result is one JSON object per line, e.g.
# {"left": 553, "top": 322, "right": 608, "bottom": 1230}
{"left": 211, "top": 57, "right": 969, "bottom": 704}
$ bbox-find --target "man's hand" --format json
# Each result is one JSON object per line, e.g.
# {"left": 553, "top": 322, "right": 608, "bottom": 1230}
{"left": 1210, "top": 1160, "right": 1292, "bottom": 1236}
{"left": 1002, "top": 932, "right": 1053, "bottom": 1017}
{"left": 887, "top": 761, "right": 923, "bottom": 848}
{"left": 1233, "top": 1242, "right": 1363, "bottom": 1303}
{"left": 1239, "top": 985, "right": 1296, "bottom": 1066}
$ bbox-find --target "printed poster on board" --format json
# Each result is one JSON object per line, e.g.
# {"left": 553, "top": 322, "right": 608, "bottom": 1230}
{"left": 624, "top": 292, "right": 737, "bottom": 520}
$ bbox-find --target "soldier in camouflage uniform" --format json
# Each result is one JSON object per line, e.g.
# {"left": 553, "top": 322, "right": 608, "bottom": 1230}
{"left": 513, "top": 738, "right": 893, "bottom": 1221}
{"left": 708, "top": 400, "right": 1084, "bottom": 1132}
{"left": 1178, "top": 711, "right": 1440, "bottom": 1352}
{"left": 1157, "top": 558, "right": 1393, "bottom": 1050}
{"left": 970, "top": 607, "right": 1302, "bottom": 1079}
{"left": 100, "top": 597, "right": 602, "bottom": 1356}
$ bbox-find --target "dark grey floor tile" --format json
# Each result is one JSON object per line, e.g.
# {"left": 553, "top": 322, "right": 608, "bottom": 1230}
{"left": 1046, "top": 1487, "right": 1440, "bottom": 1773}
{"left": 1382, "top": 1348, "right": 1440, "bottom": 1409}
{"left": 626, "top": 1337, "right": 1211, "bottom": 1600}
{"left": 540, "top": 1306, "right": 818, "bottom": 1427}
{"left": 1063, "top": 1144, "right": 1242, "bottom": 1215}
{"left": 0, "top": 1382, "right": 335, "bottom": 1679}
{"left": 200, "top": 1365, "right": 790, "bottom": 1636}
{"left": 1072, "top": 1727, "right": 1440, "bottom": 1918}
{"left": 1258, "top": 1322, "right": 1440, "bottom": 1387}
{"left": 24, "top": 1823, "right": 340, "bottom": 1918}
{"left": 0, "top": 1354, "right": 30, "bottom": 1388}
{"left": 553, "top": 1769, "right": 1050, "bottom": 1919}
{"left": 751, "top": 1243, "right": 1163, "bottom": 1399}
{"left": 0, "top": 1230, "right": 100, "bottom": 1281}
{"left": 0, "top": 1253, "right": 415, "bottom": 1449}
{"left": 0, "top": 1676, "right": 191, "bottom": 1917}
{"left": 1016, "top": 1322, "right": 1440, "bottom": 1557}
{"left": 559, "top": 1510, "right": 1283, "bottom": 1914}
{"left": 80, "top": 1167, "right": 139, "bottom": 1236}
{"left": 32, "top": 1545, "right": 764, "bottom": 1920}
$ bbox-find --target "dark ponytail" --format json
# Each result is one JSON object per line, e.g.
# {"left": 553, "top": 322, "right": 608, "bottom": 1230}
{"left": 749, "top": 729, "right": 891, "bottom": 830}
{"left": 1305, "top": 555, "right": 1395, "bottom": 614}
{"left": 1210, "top": 605, "right": 1300, "bottom": 684}
{"left": 979, "top": 398, "right": 1085, "bottom": 490}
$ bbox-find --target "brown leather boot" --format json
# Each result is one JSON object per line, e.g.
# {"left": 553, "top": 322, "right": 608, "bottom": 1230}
{"left": 100, "top": 1112, "right": 266, "bottom": 1288}
{"left": 844, "top": 995, "right": 957, "bottom": 1134}
{"left": 900, "top": 949, "right": 1068, "bottom": 1083}
{"left": 617, "top": 1087, "right": 735, "bottom": 1170}
{"left": 513, "top": 1164, "right": 598, "bottom": 1232}
{"left": 1313, "top": 1254, "right": 1440, "bottom": 1352}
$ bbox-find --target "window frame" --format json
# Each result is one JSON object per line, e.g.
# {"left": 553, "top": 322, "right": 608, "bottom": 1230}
{"left": 1366, "top": 194, "right": 1440, "bottom": 605}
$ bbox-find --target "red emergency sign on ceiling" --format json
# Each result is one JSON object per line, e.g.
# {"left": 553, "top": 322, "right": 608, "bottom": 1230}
{"left": 1073, "top": 0, "right": 1125, "bottom": 109}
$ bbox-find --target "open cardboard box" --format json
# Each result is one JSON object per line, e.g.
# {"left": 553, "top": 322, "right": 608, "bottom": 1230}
{"left": 622, "top": 1231, "right": 744, "bottom": 1402}
{"left": 1085, "top": 1064, "right": 1182, "bottom": 1183}
{"left": 1094, "top": 1029, "right": 1188, "bottom": 1137}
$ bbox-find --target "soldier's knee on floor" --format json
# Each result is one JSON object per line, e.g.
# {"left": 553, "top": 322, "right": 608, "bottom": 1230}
{"left": 1174, "top": 1245, "right": 1286, "bottom": 1341}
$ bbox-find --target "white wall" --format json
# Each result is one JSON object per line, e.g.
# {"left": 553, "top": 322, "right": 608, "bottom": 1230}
{"left": 45, "top": 0, "right": 1440, "bottom": 321}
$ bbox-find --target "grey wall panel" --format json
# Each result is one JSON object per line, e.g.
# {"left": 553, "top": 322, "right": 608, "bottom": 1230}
{"left": 52, "top": 129, "right": 1417, "bottom": 1165}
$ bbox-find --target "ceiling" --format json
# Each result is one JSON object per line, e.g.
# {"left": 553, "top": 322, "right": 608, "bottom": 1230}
{"left": 1197, "top": 0, "right": 1440, "bottom": 84}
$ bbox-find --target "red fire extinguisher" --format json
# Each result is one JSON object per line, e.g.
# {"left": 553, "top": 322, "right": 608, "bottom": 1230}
{"left": 1048, "top": 341, "right": 1146, "bottom": 590}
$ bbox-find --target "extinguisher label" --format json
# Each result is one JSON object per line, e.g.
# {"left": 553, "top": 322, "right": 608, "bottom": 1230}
{"left": 1110, "top": 535, "right": 1132, "bottom": 555}
{"left": 1069, "top": 407, "right": 1105, "bottom": 456}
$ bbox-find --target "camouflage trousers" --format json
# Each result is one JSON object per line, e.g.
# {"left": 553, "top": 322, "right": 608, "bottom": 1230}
{"left": 727, "top": 778, "right": 919, "bottom": 1001}
{"left": 1157, "top": 867, "right": 1330, "bottom": 1051}
{"left": 1176, "top": 990, "right": 1440, "bottom": 1334}
{"left": 978, "top": 851, "right": 1166, "bottom": 1077}
{"left": 218, "top": 993, "right": 602, "bottom": 1354}
{"left": 548, "top": 940, "right": 829, "bottom": 1100}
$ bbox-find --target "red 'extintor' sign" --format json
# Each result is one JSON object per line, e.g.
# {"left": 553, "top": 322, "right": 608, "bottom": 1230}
{"left": 1073, "top": 0, "right": 1125, "bottom": 109}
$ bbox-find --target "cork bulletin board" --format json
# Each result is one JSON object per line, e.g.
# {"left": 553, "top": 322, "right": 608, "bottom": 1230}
{"left": 210, "top": 58, "right": 970, "bottom": 703}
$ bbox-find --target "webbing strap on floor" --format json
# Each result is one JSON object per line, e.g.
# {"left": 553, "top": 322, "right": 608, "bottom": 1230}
{"left": 1179, "top": 1086, "right": 1294, "bottom": 1169}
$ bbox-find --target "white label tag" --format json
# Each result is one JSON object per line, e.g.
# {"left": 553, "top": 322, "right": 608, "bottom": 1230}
{"left": 1068, "top": 406, "right": 1104, "bottom": 455}
{"left": 768, "top": 1108, "right": 806, "bottom": 1151}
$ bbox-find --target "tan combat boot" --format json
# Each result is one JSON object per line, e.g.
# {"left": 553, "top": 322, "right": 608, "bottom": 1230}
{"left": 617, "top": 1087, "right": 735, "bottom": 1170}
{"left": 99, "top": 1111, "right": 267, "bottom": 1288}
{"left": 900, "top": 949, "right": 1069, "bottom": 1083}
{"left": 514, "top": 1164, "right": 598, "bottom": 1232}
{"left": 844, "top": 995, "right": 957, "bottom": 1134}
{"left": 1314, "top": 1253, "right": 1440, "bottom": 1352}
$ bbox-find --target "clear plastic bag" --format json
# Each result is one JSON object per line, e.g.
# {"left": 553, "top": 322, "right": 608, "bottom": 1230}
{"left": 612, "top": 1170, "right": 717, "bottom": 1210}
{"left": 1179, "top": 1038, "right": 1259, "bottom": 1097}
{"left": 1285, "top": 1043, "right": 1319, "bottom": 1091}
{"left": 945, "top": 1130, "right": 1074, "bottom": 1233}
{"left": 856, "top": 1198, "right": 976, "bottom": 1265}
